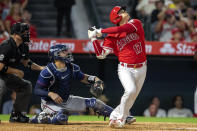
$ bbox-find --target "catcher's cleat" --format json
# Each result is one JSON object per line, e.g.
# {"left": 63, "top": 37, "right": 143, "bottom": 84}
{"left": 125, "top": 116, "right": 136, "bottom": 124}
{"left": 85, "top": 98, "right": 113, "bottom": 121}
{"left": 95, "top": 111, "right": 107, "bottom": 121}
{"left": 9, "top": 112, "right": 29, "bottom": 123}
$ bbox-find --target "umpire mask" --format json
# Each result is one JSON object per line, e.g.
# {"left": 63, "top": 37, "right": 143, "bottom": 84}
{"left": 11, "top": 22, "right": 30, "bottom": 43}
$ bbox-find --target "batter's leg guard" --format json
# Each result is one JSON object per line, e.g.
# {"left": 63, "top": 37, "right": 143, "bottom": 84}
{"left": 85, "top": 97, "right": 113, "bottom": 120}
{"left": 51, "top": 109, "right": 69, "bottom": 125}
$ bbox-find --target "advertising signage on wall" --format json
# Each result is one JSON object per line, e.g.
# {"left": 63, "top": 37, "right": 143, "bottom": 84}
{"left": 145, "top": 41, "right": 196, "bottom": 56}
{"left": 0, "top": 38, "right": 196, "bottom": 56}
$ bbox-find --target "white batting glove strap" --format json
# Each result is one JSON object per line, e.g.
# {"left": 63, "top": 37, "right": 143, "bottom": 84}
{"left": 91, "top": 38, "right": 97, "bottom": 42}
{"left": 88, "top": 29, "right": 97, "bottom": 39}
{"left": 97, "top": 28, "right": 102, "bottom": 34}
{"left": 96, "top": 55, "right": 106, "bottom": 59}
{"left": 96, "top": 28, "right": 102, "bottom": 38}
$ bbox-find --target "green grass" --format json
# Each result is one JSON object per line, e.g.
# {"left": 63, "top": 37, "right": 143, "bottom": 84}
{"left": 0, "top": 115, "right": 10, "bottom": 121}
{"left": 135, "top": 117, "right": 197, "bottom": 123}
{"left": 1, "top": 115, "right": 197, "bottom": 123}
{"left": 0, "top": 115, "right": 12, "bottom": 121}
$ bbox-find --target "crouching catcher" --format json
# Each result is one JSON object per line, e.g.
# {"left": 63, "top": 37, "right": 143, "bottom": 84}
{"left": 30, "top": 44, "right": 113, "bottom": 124}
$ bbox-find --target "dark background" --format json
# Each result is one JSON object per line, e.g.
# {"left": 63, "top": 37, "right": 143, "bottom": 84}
{"left": 1, "top": 54, "right": 197, "bottom": 116}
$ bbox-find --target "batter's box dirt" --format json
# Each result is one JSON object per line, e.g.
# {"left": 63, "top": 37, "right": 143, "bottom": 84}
{"left": 1, "top": 121, "right": 197, "bottom": 131}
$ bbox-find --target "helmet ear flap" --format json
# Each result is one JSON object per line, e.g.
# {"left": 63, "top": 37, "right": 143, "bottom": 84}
{"left": 110, "top": 6, "right": 124, "bottom": 25}
{"left": 114, "top": 15, "right": 122, "bottom": 25}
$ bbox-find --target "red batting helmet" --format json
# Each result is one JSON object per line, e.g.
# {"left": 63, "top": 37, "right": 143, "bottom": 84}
{"left": 110, "top": 6, "right": 126, "bottom": 25}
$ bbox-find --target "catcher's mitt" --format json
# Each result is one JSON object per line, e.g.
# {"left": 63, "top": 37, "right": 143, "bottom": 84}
{"left": 90, "top": 80, "right": 104, "bottom": 97}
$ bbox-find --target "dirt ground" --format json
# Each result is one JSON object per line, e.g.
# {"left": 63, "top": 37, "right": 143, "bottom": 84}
{"left": 1, "top": 121, "right": 197, "bottom": 131}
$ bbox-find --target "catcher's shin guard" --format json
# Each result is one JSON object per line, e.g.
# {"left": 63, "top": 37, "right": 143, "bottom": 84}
{"left": 30, "top": 112, "right": 52, "bottom": 124}
{"left": 85, "top": 97, "right": 113, "bottom": 120}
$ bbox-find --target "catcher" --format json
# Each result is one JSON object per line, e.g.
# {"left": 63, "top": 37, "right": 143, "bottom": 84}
{"left": 30, "top": 44, "right": 113, "bottom": 124}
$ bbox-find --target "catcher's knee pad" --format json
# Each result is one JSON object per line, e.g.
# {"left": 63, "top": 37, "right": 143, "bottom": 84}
{"left": 85, "top": 97, "right": 113, "bottom": 118}
{"left": 52, "top": 109, "right": 69, "bottom": 125}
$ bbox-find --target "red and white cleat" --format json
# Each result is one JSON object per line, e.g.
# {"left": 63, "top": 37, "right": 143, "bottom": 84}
{"left": 115, "top": 119, "right": 125, "bottom": 128}
{"left": 109, "top": 119, "right": 117, "bottom": 128}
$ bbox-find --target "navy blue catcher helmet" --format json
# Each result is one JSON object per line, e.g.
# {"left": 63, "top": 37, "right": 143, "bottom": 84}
{"left": 48, "top": 44, "right": 73, "bottom": 63}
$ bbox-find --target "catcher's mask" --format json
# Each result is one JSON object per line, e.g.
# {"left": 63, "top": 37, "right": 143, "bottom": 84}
{"left": 48, "top": 44, "right": 73, "bottom": 63}
{"left": 11, "top": 22, "right": 30, "bottom": 43}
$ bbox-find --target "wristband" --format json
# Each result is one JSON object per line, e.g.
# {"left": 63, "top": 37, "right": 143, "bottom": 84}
{"left": 97, "top": 28, "right": 102, "bottom": 34}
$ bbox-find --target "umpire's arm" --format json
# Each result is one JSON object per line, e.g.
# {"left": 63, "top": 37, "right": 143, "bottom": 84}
{"left": 21, "top": 59, "right": 45, "bottom": 71}
{"left": 0, "top": 62, "right": 24, "bottom": 78}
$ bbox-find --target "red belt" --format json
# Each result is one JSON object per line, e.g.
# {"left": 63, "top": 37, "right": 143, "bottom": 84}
{"left": 120, "top": 62, "right": 144, "bottom": 68}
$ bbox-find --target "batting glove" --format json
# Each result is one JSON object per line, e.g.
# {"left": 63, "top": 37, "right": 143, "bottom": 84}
{"left": 96, "top": 28, "right": 102, "bottom": 38}
{"left": 88, "top": 26, "right": 97, "bottom": 42}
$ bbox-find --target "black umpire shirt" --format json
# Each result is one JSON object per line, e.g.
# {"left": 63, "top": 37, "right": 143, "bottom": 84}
{"left": 0, "top": 37, "right": 29, "bottom": 68}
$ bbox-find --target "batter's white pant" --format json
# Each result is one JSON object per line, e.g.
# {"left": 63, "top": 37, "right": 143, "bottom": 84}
{"left": 41, "top": 95, "right": 88, "bottom": 114}
{"left": 110, "top": 62, "right": 147, "bottom": 123}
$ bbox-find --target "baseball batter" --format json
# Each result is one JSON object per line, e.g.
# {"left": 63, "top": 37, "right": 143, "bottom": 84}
{"left": 30, "top": 44, "right": 113, "bottom": 124}
{"left": 88, "top": 6, "right": 147, "bottom": 127}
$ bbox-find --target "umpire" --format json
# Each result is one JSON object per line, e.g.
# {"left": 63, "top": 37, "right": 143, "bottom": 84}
{"left": 0, "top": 22, "right": 44, "bottom": 123}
